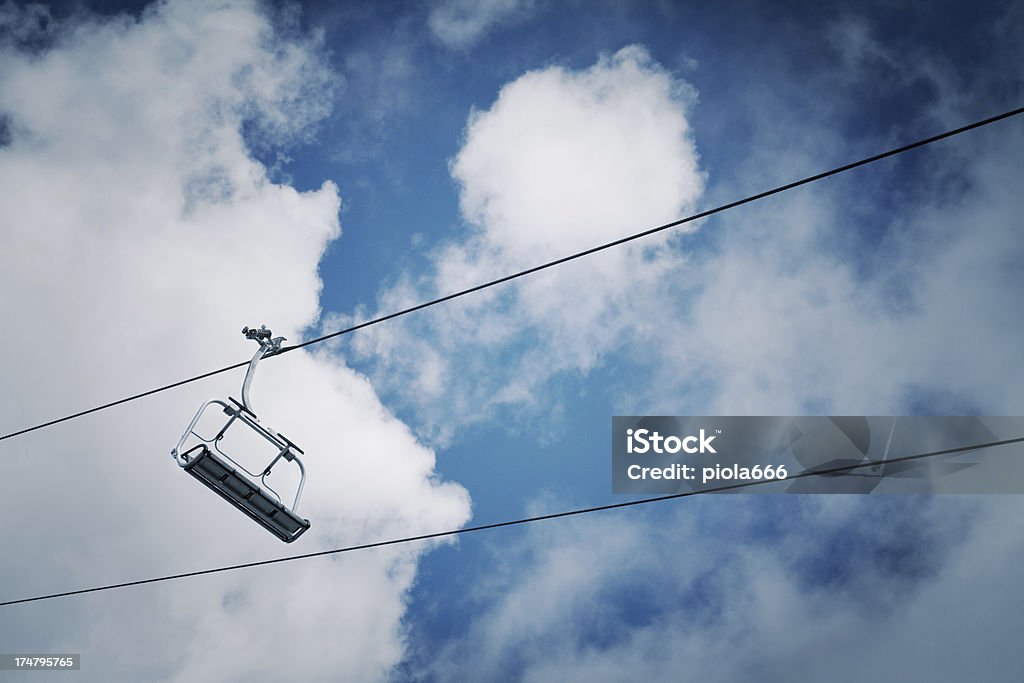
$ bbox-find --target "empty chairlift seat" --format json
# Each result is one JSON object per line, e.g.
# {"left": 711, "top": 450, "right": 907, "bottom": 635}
{"left": 171, "top": 326, "right": 310, "bottom": 543}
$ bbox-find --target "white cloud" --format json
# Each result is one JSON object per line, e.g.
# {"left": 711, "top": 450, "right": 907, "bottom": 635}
{"left": 348, "top": 30, "right": 1024, "bottom": 435}
{"left": 346, "top": 45, "right": 704, "bottom": 443}
{"left": 427, "top": 0, "right": 534, "bottom": 49}
{"left": 421, "top": 494, "right": 1024, "bottom": 682}
{"left": 0, "top": 1, "right": 469, "bottom": 680}
{"left": 452, "top": 45, "right": 701, "bottom": 262}
{"left": 641, "top": 79, "right": 1024, "bottom": 419}
{"left": 347, "top": 20, "right": 1024, "bottom": 680}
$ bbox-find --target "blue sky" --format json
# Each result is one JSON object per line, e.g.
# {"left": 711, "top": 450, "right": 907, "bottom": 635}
{"left": 1, "top": 0, "right": 1022, "bottom": 680}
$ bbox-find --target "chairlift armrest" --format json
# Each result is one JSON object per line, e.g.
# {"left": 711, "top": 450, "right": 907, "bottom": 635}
{"left": 228, "top": 396, "right": 257, "bottom": 419}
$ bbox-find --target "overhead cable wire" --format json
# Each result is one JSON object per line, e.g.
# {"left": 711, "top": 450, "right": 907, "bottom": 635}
{"left": 1, "top": 106, "right": 1021, "bottom": 445}
{"left": 2, "top": 435, "right": 1021, "bottom": 608}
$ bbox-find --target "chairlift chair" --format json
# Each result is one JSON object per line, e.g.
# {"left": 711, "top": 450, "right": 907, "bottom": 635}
{"left": 171, "top": 326, "right": 310, "bottom": 543}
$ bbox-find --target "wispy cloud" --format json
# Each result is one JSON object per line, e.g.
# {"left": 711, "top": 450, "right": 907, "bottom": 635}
{"left": 418, "top": 494, "right": 1024, "bottom": 682}
{"left": 427, "top": 0, "right": 534, "bottom": 50}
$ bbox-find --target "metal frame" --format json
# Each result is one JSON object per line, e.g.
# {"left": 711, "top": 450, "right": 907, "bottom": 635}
{"left": 171, "top": 326, "right": 310, "bottom": 542}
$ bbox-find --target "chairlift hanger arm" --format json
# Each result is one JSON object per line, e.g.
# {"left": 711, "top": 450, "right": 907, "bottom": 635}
{"left": 240, "top": 325, "right": 286, "bottom": 415}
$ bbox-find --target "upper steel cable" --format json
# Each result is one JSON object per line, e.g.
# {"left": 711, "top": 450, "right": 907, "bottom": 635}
{"left": 1, "top": 106, "right": 1022, "bottom": 445}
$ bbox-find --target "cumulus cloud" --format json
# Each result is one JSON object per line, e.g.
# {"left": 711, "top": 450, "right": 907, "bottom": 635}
{"left": 0, "top": 1, "right": 468, "bottom": 680}
{"left": 345, "top": 45, "right": 704, "bottom": 443}
{"left": 349, "top": 32, "right": 1024, "bottom": 439}
{"left": 427, "top": 0, "right": 534, "bottom": 49}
